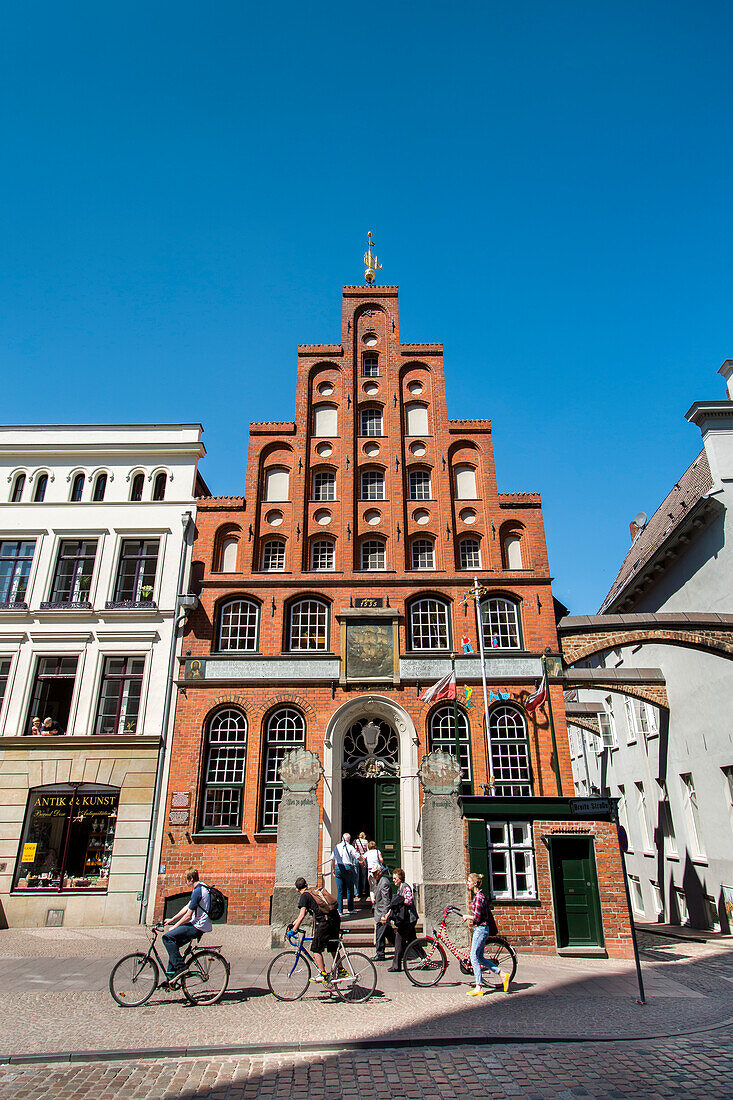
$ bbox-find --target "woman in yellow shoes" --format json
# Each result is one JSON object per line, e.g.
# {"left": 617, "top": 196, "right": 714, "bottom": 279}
{"left": 462, "top": 872, "right": 511, "bottom": 997}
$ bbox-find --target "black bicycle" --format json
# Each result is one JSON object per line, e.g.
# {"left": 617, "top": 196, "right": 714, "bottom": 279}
{"left": 109, "top": 921, "right": 230, "bottom": 1007}
{"left": 267, "top": 927, "right": 377, "bottom": 1003}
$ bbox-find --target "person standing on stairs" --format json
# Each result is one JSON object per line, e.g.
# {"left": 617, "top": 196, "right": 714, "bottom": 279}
{"left": 331, "top": 832, "right": 359, "bottom": 914}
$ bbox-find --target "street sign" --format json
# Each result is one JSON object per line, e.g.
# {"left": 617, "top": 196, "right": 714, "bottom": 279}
{"left": 570, "top": 797, "right": 612, "bottom": 817}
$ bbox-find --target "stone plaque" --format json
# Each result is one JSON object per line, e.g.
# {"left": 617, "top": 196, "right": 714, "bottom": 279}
{"left": 171, "top": 792, "right": 190, "bottom": 809}
{"left": 354, "top": 597, "right": 383, "bottom": 608}
{"left": 169, "top": 809, "right": 190, "bottom": 826}
{"left": 345, "top": 620, "right": 394, "bottom": 680}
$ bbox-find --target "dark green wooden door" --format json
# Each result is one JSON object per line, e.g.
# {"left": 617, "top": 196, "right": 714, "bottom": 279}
{"left": 375, "top": 779, "right": 401, "bottom": 871}
{"left": 551, "top": 837, "right": 604, "bottom": 948}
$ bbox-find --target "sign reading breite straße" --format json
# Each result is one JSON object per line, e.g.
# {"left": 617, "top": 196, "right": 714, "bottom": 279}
{"left": 570, "top": 798, "right": 612, "bottom": 817}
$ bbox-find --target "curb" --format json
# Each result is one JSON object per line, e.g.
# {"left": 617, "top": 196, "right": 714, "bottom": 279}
{"left": 3, "top": 1013, "right": 733, "bottom": 1066}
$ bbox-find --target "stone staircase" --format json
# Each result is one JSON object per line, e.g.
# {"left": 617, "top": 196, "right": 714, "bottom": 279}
{"left": 339, "top": 898, "right": 424, "bottom": 948}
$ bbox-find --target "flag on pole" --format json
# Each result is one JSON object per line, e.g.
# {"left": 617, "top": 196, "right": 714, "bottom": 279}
{"left": 524, "top": 669, "right": 547, "bottom": 714}
{"left": 419, "top": 670, "right": 457, "bottom": 703}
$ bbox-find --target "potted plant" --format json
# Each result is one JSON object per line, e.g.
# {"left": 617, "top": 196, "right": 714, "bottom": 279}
{"left": 139, "top": 584, "right": 154, "bottom": 602}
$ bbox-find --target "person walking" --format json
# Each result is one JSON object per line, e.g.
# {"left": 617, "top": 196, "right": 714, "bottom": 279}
{"left": 372, "top": 865, "right": 394, "bottom": 961}
{"left": 290, "top": 876, "right": 341, "bottom": 984}
{"left": 354, "top": 831, "right": 369, "bottom": 899}
{"left": 381, "top": 868, "right": 418, "bottom": 972}
{"left": 462, "top": 871, "right": 511, "bottom": 996}
{"left": 161, "top": 867, "right": 212, "bottom": 984}
{"left": 365, "top": 840, "right": 384, "bottom": 901}
{"left": 331, "top": 832, "right": 359, "bottom": 914}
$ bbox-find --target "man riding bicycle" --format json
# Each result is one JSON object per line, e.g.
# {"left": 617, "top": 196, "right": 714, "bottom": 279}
{"left": 290, "top": 875, "right": 341, "bottom": 984}
{"left": 162, "top": 866, "right": 212, "bottom": 984}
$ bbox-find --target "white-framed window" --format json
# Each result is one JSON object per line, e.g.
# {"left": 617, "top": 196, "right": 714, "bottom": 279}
{"left": 360, "top": 408, "right": 383, "bottom": 436}
{"left": 459, "top": 538, "right": 481, "bottom": 570}
{"left": 722, "top": 766, "right": 733, "bottom": 831}
{"left": 635, "top": 781, "right": 653, "bottom": 851}
{"left": 599, "top": 699, "right": 617, "bottom": 749}
{"left": 201, "top": 708, "right": 248, "bottom": 831}
{"left": 217, "top": 599, "right": 259, "bottom": 652}
{"left": 362, "top": 354, "right": 379, "bottom": 378}
{"left": 675, "top": 888, "right": 688, "bottom": 925}
{"left": 288, "top": 599, "right": 329, "bottom": 651}
{"left": 411, "top": 538, "right": 435, "bottom": 570}
{"left": 656, "top": 779, "right": 678, "bottom": 857}
{"left": 617, "top": 785, "right": 630, "bottom": 848}
{"left": 361, "top": 539, "right": 385, "bottom": 571}
{"left": 481, "top": 597, "right": 522, "bottom": 650}
{"left": 625, "top": 696, "right": 657, "bottom": 741}
{"left": 489, "top": 705, "right": 533, "bottom": 796}
{"left": 487, "top": 822, "right": 536, "bottom": 900}
{"left": 408, "top": 597, "right": 450, "bottom": 650}
{"left": 408, "top": 469, "right": 431, "bottom": 500}
{"left": 313, "top": 404, "right": 337, "bottom": 437}
{"left": 361, "top": 470, "right": 385, "bottom": 500}
{"left": 261, "top": 708, "right": 306, "bottom": 830}
{"left": 651, "top": 882, "right": 663, "bottom": 918}
{"left": 261, "top": 540, "right": 285, "bottom": 572}
{"left": 405, "top": 402, "right": 429, "bottom": 436}
{"left": 503, "top": 534, "right": 523, "bottom": 569}
{"left": 629, "top": 875, "right": 645, "bottom": 915}
{"left": 429, "top": 705, "right": 471, "bottom": 783}
{"left": 680, "top": 773, "right": 705, "bottom": 859}
{"left": 454, "top": 464, "right": 477, "bottom": 499}
{"left": 310, "top": 539, "right": 334, "bottom": 571}
{"left": 312, "top": 471, "right": 336, "bottom": 501}
{"left": 264, "top": 466, "right": 289, "bottom": 502}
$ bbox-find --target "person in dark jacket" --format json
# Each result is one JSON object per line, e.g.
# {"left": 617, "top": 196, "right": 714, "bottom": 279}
{"left": 381, "top": 867, "right": 417, "bottom": 972}
{"left": 372, "top": 865, "right": 394, "bottom": 961}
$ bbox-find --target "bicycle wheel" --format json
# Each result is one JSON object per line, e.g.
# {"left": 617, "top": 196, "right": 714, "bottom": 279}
{"left": 485, "top": 937, "right": 518, "bottom": 984}
{"left": 402, "top": 937, "right": 448, "bottom": 987}
{"left": 181, "top": 950, "right": 230, "bottom": 1005}
{"left": 333, "top": 951, "right": 376, "bottom": 1003}
{"left": 109, "top": 952, "right": 159, "bottom": 1007}
{"left": 266, "top": 950, "right": 312, "bottom": 1001}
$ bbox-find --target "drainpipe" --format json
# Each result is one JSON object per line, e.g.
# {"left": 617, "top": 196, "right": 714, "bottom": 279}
{"left": 139, "top": 510, "right": 195, "bottom": 923}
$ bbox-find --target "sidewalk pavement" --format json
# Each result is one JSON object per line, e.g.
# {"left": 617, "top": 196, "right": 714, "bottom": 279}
{"left": 0, "top": 925, "right": 732, "bottom": 1062}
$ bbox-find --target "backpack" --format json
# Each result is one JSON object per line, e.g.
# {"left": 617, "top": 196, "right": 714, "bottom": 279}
{"left": 199, "top": 883, "right": 226, "bottom": 922}
{"left": 308, "top": 887, "right": 338, "bottom": 921}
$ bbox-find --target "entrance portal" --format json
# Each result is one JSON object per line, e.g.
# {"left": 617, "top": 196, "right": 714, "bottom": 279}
{"left": 341, "top": 718, "right": 401, "bottom": 869}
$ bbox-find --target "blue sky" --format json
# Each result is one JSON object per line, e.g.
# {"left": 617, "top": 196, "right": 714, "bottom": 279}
{"left": 2, "top": 2, "right": 732, "bottom": 613}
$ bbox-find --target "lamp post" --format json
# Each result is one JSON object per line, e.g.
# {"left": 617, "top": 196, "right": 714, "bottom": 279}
{"left": 543, "top": 649, "right": 564, "bottom": 797}
{"left": 450, "top": 652, "right": 462, "bottom": 782}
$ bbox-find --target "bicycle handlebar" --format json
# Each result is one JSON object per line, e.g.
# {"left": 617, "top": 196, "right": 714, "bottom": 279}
{"left": 443, "top": 905, "right": 463, "bottom": 917}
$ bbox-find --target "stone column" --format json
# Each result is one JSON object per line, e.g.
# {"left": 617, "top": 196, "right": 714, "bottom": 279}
{"left": 270, "top": 748, "right": 322, "bottom": 947}
{"left": 418, "top": 750, "right": 466, "bottom": 932}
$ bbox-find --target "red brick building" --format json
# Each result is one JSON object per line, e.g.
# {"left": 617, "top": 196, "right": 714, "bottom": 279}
{"left": 155, "top": 282, "right": 632, "bottom": 957}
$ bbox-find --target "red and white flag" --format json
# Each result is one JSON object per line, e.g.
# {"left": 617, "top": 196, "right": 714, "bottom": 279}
{"left": 419, "top": 670, "right": 457, "bottom": 703}
{"left": 524, "top": 670, "right": 547, "bottom": 714}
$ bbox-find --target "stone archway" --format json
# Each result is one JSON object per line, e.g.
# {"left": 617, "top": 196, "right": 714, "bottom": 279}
{"left": 323, "top": 696, "right": 420, "bottom": 888}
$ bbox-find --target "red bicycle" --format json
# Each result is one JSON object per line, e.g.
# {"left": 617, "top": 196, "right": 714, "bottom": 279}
{"left": 402, "top": 905, "right": 518, "bottom": 987}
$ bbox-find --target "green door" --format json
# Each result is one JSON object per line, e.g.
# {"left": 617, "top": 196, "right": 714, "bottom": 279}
{"left": 375, "top": 779, "right": 401, "bottom": 871}
{"left": 551, "top": 837, "right": 604, "bottom": 948}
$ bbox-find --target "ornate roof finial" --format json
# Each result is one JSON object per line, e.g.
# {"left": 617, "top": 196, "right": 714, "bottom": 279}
{"left": 364, "top": 230, "right": 382, "bottom": 285}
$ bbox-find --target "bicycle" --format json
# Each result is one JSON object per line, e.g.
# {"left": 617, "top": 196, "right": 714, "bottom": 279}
{"left": 267, "top": 927, "right": 377, "bottom": 1003}
{"left": 402, "top": 905, "right": 518, "bottom": 988}
{"left": 109, "top": 921, "right": 230, "bottom": 1007}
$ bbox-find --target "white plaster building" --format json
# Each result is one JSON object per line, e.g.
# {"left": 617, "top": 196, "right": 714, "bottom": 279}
{"left": 563, "top": 362, "right": 733, "bottom": 933}
{"left": 0, "top": 425, "right": 205, "bottom": 927}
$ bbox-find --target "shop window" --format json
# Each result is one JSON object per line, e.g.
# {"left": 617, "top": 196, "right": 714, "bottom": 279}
{"left": 310, "top": 539, "right": 335, "bottom": 571}
{"left": 361, "top": 539, "right": 386, "bottom": 571}
{"left": 287, "top": 598, "right": 329, "bottom": 651}
{"left": 362, "top": 354, "right": 379, "bottom": 378}
{"left": 261, "top": 540, "right": 285, "bottom": 572}
{"left": 152, "top": 472, "right": 166, "bottom": 501}
{"left": 489, "top": 705, "right": 533, "bottom": 796}
{"left": 94, "top": 657, "right": 145, "bottom": 736}
{"left": 313, "top": 404, "right": 337, "bottom": 437}
{"left": 264, "top": 466, "right": 290, "bottom": 502}
{"left": 459, "top": 538, "right": 481, "bottom": 570}
{"left": 454, "top": 464, "right": 477, "bottom": 500}
{"left": 201, "top": 709, "right": 248, "bottom": 831}
{"left": 112, "top": 539, "right": 159, "bottom": 603}
{"left": 217, "top": 598, "right": 259, "bottom": 651}
{"left": 0, "top": 540, "right": 35, "bottom": 605}
{"left": 405, "top": 403, "right": 429, "bottom": 437}
{"left": 46, "top": 539, "right": 97, "bottom": 605}
{"left": 361, "top": 470, "right": 385, "bottom": 500}
{"left": 481, "top": 597, "right": 522, "bottom": 650}
{"left": 11, "top": 473, "right": 25, "bottom": 502}
{"left": 70, "top": 473, "right": 85, "bottom": 502}
{"left": 0, "top": 658, "right": 10, "bottom": 713}
{"left": 487, "top": 822, "right": 536, "bottom": 900}
{"left": 360, "top": 408, "right": 383, "bottom": 437}
{"left": 408, "top": 597, "right": 450, "bottom": 650}
{"left": 130, "top": 472, "right": 145, "bottom": 502}
{"left": 13, "top": 784, "right": 119, "bottom": 893}
{"left": 411, "top": 538, "right": 435, "bottom": 570}
{"left": 27, "top": 657, "right": 78, "bottom": 735}
{"left": 429, "top": 704, "right": 472, "bottom": 786}
{"left": 92, "top": 473, "right": 107, "bottom": 502}
{"left": 261, "top": 707, "right": 306, "bottom": 830}
{"left": 408, "top": 469, "right": 431, "bottom": 500}
{"left": 312, "top": 471, "right": 336, "bottom": 501}
{"left": 33, "top": 473, "right": 48, "bottom": 502}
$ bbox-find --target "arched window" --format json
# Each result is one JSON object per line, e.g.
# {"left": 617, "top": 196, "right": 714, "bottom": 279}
{"left": 411, "top": 538, "right": 435, "bottom": 570}
{"left": 33, "top": 474, "right": 48, "bottom": 503}
{"left": 454, "top": 464, "right": 477, "bottom": 499}
{"left": 261, "top": 540, "right": 285, "bottom": 572}
{"left": 489, "top": 704, "right": 532, "bottom": 796}
{"left": 503, "top": 534, "right": 523, "bottom": 569}
{"left": 459, "top": 538, "right": 481, "bottom": 570}
{"left": 408, "top": 469, "right": 431, "bottom": 500}
{"left": 405, "top": 402, "right": 429, "bottom": 436}
{"left": 408, "top": 597, "right": 450, "bottom": 650}
{"left": 481, "top": 597, "right": 522, "bottom": 650}
{"left": 219, "top": 537, "right": 239, "bottom": 573}
{"left": 360, "top": 407, "right": 383, "bottom": 436}
{"left": 262, "top": 707, "right": 306, "bottom": 829}
{"left": 312, "top": 470, "right": 336, "bottom": 501}
{"left": 92, "top": 473, "right": 107, "bottom": 502}
{"left": 70, "top": 473, "right": 85, "bottom": 502}
{"left": 361, "top": 539, "right": 385, "bottom": 571}
{"left": 11, "top": 473, "right": 25, "bottom": 503}
{"left": 217, "top": 598, "right": 259, "bottom": 651}
{"left": 313, "top": 404, "right": 337, "bottom": 437}
{"left": 153, "top": 472, "right": 167, "bottom": 501}
{"left": 288, "top": 598, "right": 329, "bottom": 650}
{"left": 361, "top": 469, "right": 385, "bottom": 500}
{"left": 130, "top": 473, "right": 144, "bottom": 502}
{"left": 264, "top": 466, "right": 289, "bottom": 502}
{"left": 429, "top": 704, "right": 472, "bottom": 786}
{"left": 310, "top": 539, "right": 334, "bottom": 571}
{"left": 201, "top": 708, "right": 248, "bottom": 831}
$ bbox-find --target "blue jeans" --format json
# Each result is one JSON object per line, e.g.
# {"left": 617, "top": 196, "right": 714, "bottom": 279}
{"left": 334, "top": 866, "right": 356, "bottom": 912}
{"left": 162, "top": 923, "right": 201, "bottom": 977}
{"left": 470, "top": 925, "right": 501, "bottom": 986}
